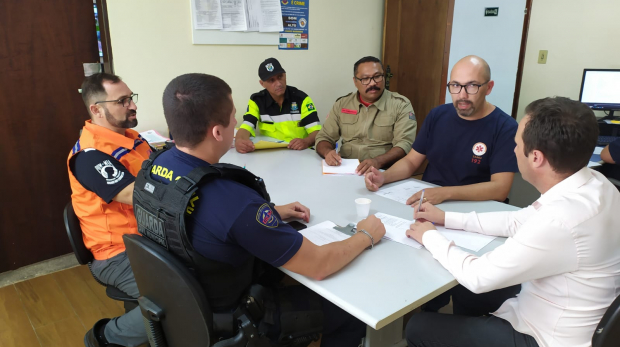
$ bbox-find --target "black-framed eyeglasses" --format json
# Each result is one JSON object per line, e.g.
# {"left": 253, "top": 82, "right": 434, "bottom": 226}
{"left": 355, "top": 74, "right": 384, "bottom": 85}
{"left": 95, "top": 93, "right": 139, "bottom": 107}
{"left": 447, "top": 82, "right": 489, "bottom": 95}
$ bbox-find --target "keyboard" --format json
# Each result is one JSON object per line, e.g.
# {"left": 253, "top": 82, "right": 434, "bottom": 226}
{"left": 598, "top": 136, "right": 620, "bottom": 146}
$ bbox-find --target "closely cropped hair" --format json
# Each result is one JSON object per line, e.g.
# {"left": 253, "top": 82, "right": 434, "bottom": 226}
{"left": 353, "top": 56, "right": 383, "bottom": 75}
{"left": 162, "top": 73, "right": 232, "bottom": 148}
{"left": 523, "top": 97, "right": 598, "bottom": 174}
{"left": 81, "top": 73, "right": 121, "bottom": 108}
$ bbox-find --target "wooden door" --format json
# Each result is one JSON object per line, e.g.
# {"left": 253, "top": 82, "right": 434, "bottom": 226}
{"left": 382, "top": 0, "right": 454, "bottom": 130}
{"left": 0, "top": 1, "right": 100, "bottom": 272}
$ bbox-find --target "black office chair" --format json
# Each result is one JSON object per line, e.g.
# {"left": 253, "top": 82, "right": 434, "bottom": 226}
{"left": 593, "top": 295, "right": 620, "bottom": 347}
{"left": 123, "top": 234, "right": 268, "bottom": 347}
{"left": 63, "top": 202, "right": 138, "bottom": 312}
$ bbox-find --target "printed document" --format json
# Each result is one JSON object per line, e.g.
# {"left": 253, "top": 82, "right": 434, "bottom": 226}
{"left": 258, "top": 0, "right": 283, "bottom": 32}
{"left": 374, "top": 181, "right": 436, "bottom": 204}
{"left": 374, "top": 212, "right": 496, "bottom": 252}
{"left": 193, "top": 0, "right": 224, "bottom": 29}
{"left": 245, "top": 0, "right": 261, "bottom": 31}
{"left": 221, "top": 0, "right": 248, "bottom": 31}
{"left": 298, "top": 221, "right": 350, "bottom": 246}
{"left": 322, "top": 159, "right": 360, "bottom": 175}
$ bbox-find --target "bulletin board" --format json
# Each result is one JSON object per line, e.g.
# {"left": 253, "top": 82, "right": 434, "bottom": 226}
{"left": 190, "top": 0, "right": 279, "bottom": 45}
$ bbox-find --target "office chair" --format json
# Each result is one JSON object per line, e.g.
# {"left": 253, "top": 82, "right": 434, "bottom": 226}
{"left": 123, "top": 234, "right": 268, "bottom": 347}
{"left": 592, "top": 295, "right": 620, "bottom": 347}
{"left": 63, "top": 202, "right": 138, "bottom": 312}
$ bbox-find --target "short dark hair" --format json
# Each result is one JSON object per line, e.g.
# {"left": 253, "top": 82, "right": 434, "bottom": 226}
{"left": 353, "top": 56, "right": 383, "bottom": 76}
{"left": 523, "top": 97, "right": 598, "bottom": 175}
{"left": 81, "top": 73, "right": 121, "bottom": 109}
{"left": 162, "top": 73, "right": 233, "bottom": 148}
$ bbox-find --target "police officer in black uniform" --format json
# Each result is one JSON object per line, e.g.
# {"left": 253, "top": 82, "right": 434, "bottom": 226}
{"left": 133, "top": 73, "right": 386, "bottom": 346}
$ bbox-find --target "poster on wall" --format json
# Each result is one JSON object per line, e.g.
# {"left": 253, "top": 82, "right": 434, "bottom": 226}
{"left": 279, "top": 0, "right": 309, "bottom": 50}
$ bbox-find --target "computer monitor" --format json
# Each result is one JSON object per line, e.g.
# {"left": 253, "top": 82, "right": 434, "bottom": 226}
{"left": 579, "top": 69, "right": 620, "bottom": 121}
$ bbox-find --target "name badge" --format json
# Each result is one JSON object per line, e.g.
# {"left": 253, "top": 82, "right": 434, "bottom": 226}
{"left": 341, "top": 108, "right": 357, "bottom": 115}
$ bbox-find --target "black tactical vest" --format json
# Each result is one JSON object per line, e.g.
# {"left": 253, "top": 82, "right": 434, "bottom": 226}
{"left": 133, "top": 148, "right": 271, "bottom": 312}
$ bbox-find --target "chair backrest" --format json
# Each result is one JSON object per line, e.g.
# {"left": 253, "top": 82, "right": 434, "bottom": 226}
{"left": 63, "top": 202, "right": 93, "bottom": 265}
{"left": 123, "top": 234, "right": 213, "bottom": 346}
{"left": 593, "top": 294, "right": 620, "bottom": 347}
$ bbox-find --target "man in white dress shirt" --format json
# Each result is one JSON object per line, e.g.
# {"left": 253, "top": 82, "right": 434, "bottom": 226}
{"left": 405, "top": 96, "right": 620, "bottom": 347}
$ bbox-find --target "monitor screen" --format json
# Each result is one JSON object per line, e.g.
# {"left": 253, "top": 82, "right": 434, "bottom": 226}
{"left": 579, "top": 69, "right": 620, "bottom": 110}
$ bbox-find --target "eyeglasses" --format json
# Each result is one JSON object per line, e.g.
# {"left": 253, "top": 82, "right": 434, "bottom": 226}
{"left": 355, "top": 74, "right": 384, "bottom": 85}
{"left": 95, "top": 93, "right": 139, "bottom": 107}
{"left": 447, "top": 82, "right": 489, "bottom": 95}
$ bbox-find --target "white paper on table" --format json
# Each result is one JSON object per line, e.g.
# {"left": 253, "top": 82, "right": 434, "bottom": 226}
{"left": 594, "top": 146, "right": 604, "bottom": 155}
{"left": 244, "top": 0, "right": 261, "bottom": 31}
{"left": 322, "top": 159, "right": 360, "bottom": 175}
{"left": 298, "top": 221, "right": 350, "bottom": 246}
{"left": 588, "top": 161, "right": 602, "bottom": 168}
{"left": 258, "top": 0, "right": 283, "bottom": 32}
{"left": 374, "top": 213, "right": 422, "bottom": 249}
{"left": 193, "top": 0, "right": 223, "bottom": 30}
{"left": 139, "top": 130, "right": 169, "bottom": 144}
{"left": 221, "top": 0, "right": 248, "bottom": 31}
{"left": 374, "top": 212, "right": 497, "bottom": 252}
{"left": 374, "top": 181, "right": 436, "bottom": 204}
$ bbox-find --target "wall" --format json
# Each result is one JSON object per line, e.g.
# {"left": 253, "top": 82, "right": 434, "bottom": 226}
{"left": 516, "top": 0, "right": 620, "bottom": 120}
{"left": 446, "top": 0, "right": 526, "bottom": 115}
{"left": 106, "top": 0, "right": 384, "bottom": 135}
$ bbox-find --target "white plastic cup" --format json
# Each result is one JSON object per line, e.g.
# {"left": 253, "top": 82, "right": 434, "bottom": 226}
{"left": 355, "top": 198, "right": 372, "bottom": 219}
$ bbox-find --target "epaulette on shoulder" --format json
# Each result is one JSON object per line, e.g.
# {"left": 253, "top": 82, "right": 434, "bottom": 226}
{"left": 335, "top": 92, "right": 353, "bottom": 102}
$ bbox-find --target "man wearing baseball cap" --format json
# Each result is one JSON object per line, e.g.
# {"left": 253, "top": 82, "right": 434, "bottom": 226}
{"left": 235, "top": 58, "right": 322, "bottom": 153}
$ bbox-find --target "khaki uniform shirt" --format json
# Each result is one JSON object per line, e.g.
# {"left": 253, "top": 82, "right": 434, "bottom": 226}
{"left": 315, "top": 90, "right": 417, "bottom": 161}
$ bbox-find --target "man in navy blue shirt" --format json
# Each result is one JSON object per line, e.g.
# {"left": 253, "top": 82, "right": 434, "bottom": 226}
{"left": 364, "top": 55, "right": 518, "bottom": 205}
{"left": 150, "top": 73, "right": 386, "bottom": 346}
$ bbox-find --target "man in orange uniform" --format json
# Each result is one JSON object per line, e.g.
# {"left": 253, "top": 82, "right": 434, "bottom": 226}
{"left": 67, "top": 73, "right": 149, "bottom": 346}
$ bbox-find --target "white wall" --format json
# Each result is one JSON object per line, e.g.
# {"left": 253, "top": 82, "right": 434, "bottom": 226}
{"left": 516, "top": 0, "right": 620, "bottom": 120}
{"left": 106, "top": 0, "right": 384, "bottom": 135}
{"left": 446, "top": 0, "right": 526, "bottom": 115}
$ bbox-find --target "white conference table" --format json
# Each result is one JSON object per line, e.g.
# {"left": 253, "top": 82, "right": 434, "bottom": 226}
{"left": 222, "top": 147, "right": 519, "bottom": 347}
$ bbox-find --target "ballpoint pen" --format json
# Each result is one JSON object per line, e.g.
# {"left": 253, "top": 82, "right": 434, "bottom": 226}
{"left": 416, "top": 189, "right": 425, "bottom": 217}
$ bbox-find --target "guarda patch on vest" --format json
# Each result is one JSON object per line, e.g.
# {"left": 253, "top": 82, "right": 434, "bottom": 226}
{"left": 341, "top": 108, "right": 357, "bottom": 115}
{"left": 135, "top": 204, "right": 168, "bottom": 249}
{"left": 256, "top": 203, "right": 279, "bottom": 228}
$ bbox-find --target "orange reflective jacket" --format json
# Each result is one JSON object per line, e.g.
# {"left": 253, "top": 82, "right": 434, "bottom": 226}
{"left": 67, "top": 121, "right": 152, "bottom": 260}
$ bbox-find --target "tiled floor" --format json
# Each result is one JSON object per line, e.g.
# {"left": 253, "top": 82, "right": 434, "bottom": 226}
{"left": 0, "top": 265, "right": 126, "bottom": 347}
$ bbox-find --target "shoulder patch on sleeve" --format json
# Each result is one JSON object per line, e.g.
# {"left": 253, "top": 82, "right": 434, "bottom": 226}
{"left": 335, "top": 92, "right": 353, "bottom": 102}
{"left": 256, "top": 203, "right": 279, "bottom": 228}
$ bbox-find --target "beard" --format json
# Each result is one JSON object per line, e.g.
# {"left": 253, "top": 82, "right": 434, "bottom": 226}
{"left": 104, "top": 106, "right": 138, "bottom": 128}
{"left": 453, "top": 100, "right": 476, "bottom": 117}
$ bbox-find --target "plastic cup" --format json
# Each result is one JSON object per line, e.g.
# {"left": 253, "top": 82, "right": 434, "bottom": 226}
{"left": 355, "top": 198, "right": 372, "bottom": 219}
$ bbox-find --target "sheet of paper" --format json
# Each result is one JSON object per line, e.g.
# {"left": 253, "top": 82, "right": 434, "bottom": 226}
{"left": 254, "top": 140, "right": 289, "bottom": 149}
{"left": 298, "top": 221, "right": 350, "bottom": 246}
{"left": 374, "top": 213, "right": 422, "bottom": 249}
{"left": 322, "top": 159, "right": 360, "bottom": 175}
{"left": 374, "top": 181, "right": 436, "bottom": 204}
{"left": 258, "top": 0, "right": 283, "bottom": 32}
{"left": 193, "top": 0, "right": 223, "bottom": 30}
{"left": 373, "top": 213, "right": 497, "bottom": 252}
{"left": 139, "top": 130, "right": 169, "bottom": 144}
{"left": 594, "top": 146, "right": 604, "bottom": 155}
{"left": 221, "top": 0, "right": 248, "bottom": 31}
{"left": 588, "top": 161, "right": 602, "bottom": 168}
{"left": 245, "top": 0, "right": 261, "bottom": 31}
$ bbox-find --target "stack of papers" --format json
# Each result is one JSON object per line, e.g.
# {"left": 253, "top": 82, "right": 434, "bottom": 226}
{"left": 322, "top": 159, "right": 360, "bottom": 175}
{"left": 374, "top": 212, "right": 496, "bottom": 252}
{"left": 252, "top": 136, "right": 289, "bottom": 150}
{"left": 374, "top": 181, "right": 436, "bottom": 204}
{"left": 298, "top": 221, "right": 350, "bottom": 246}
{"left": 139, "top": 130, "right": 170, "bottom": 150}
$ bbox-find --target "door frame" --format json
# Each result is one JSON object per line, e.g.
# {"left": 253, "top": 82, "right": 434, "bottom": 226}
{"left": 95, "top": 0, "right": 114, "bottom": 73}
{"left": 511, "top": 0, "right": 533, "bottom": 119}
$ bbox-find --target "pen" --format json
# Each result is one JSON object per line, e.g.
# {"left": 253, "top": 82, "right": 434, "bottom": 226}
{"left": 416, "top": 189, "right": 425, "bottom": 217}
{"left": 335, "top": 143, "right": 340, "bottom": 154}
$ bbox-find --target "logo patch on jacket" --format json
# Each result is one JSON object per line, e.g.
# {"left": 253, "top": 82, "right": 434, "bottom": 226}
{"left": 95, "top": 160, "right": 124, "bottom": 185}
{"left": 307, "top": 103, "right": 315, "bottom": 111}
{"left": 256, "top": 203, "right": 278, "bottom": 228}
{"left": 409, "top": 111, "right": 415, "bottom": 120}
{"left": 291, "top": 102, "right": 299, "bottom": 112}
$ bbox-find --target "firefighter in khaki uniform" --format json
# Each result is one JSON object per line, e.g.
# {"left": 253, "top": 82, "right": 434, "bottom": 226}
{"left": 235, "top": 58, "right": 322, "bottom": 153}
{"left": 315, "top": 56, "right": 417, "bottom": 175}
{"left": 67, "top": 73, "right": 149, "bottom": 347}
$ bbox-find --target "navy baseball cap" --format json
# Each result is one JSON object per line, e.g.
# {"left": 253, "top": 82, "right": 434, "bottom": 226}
{"left": 258, "top": 58, "right": 286, "bottom": 81}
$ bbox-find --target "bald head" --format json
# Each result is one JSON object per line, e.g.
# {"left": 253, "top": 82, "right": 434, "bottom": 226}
{"left": 451, "top": 55, "right": 491, "bottom": 82}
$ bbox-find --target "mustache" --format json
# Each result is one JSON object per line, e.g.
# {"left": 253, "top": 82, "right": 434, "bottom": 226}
{"left": 456, "top": 100, "right": 473, "bottom": 105}
{"left": 366, "top": 86, "right": 381, "bottom": 93}
{"left": 127, "top": 110, "right": 137, "bottom": 117}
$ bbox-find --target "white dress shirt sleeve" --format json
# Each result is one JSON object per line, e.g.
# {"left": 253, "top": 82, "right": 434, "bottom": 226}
{"left": 423, "top": 209, "right": 579, "bottom": 294}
